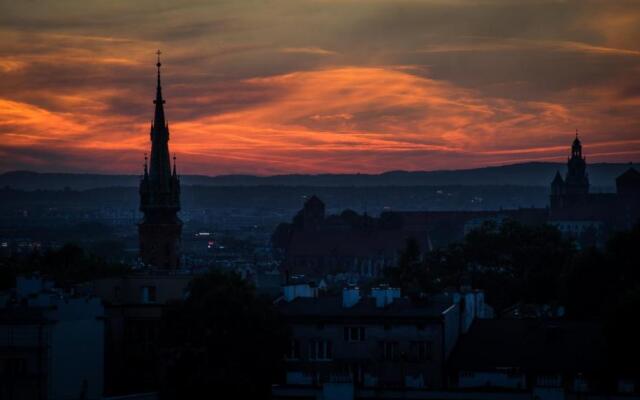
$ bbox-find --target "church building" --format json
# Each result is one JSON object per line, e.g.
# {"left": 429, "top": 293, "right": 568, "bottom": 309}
{"left": 138, "top": 51, "right": 182, "bottom": 269}
{"left": 549, "top": 133, "right": 640, "bottom": 238}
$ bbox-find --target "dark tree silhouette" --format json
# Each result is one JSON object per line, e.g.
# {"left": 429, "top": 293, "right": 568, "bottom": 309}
{"left": 0, "top": 243, "right": 129, "bottom": 289}
{"left": 160, "top": 270, "right": 289, "bottom": 399}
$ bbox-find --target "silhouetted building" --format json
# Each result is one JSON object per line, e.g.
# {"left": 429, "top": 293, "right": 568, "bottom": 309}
{"left": 280, "top": 196, "right": 433, "bottom": 281}
{"left": 92, "top": 273, "right": 192, "bottom": 395}
{"left": 549, "top": 134, "right": 640, "bottom": 236}
{"left": 139, "top": 51, "right": 182, "bottom": 269}
{"left": 91, "top": 54, "right": 194, "bottom": 397}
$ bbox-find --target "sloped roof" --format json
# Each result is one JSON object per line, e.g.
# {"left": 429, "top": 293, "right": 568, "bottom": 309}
{"left": 552, "top": 170, "right": 564, "bottom": 185}
{"left": 278, "top": 295, "right": 452, "bottom": 320}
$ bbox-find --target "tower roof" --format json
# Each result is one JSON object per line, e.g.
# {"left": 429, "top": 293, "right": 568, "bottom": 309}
{"left": 572, "top": 130, "right": 581, "bottom": 148}
{"left": 552, "top": 170, "right": 564, "bottom": 185}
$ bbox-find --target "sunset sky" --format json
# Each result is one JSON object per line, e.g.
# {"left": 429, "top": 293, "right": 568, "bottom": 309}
{"left": 1, "top": 0, "right": 640, "bottom": 175}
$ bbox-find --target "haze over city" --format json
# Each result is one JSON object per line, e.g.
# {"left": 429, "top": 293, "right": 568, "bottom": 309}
{"left": 2, "top": 0, "right": 640, "bottom": 175}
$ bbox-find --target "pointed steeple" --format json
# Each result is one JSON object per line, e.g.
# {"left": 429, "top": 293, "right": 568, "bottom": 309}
{"left": 139, "top": 50, "right": 182, "bottom": 269}
{"left": 153, "top": 50, "right": 166, "bottom": 129}
{"left": 148, "top": 50, "right": 172, "bottom": 185}
{"left": 552, "top": 170, "right": 563, "bottom": 184}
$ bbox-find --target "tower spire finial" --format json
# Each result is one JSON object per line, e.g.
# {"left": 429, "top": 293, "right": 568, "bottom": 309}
{"left": 172, "top": 153, "right": 177, "bottom": 176}
{"left": 153, "top": 50, "right": 166, "bottom": 127}
{"left": 155, "top": 49, "right": 163, "bottom": 95}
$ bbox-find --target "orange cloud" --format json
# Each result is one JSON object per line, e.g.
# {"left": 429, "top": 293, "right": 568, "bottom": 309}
{"left": 1, "top": 65, "right": 639, "bottom": 174}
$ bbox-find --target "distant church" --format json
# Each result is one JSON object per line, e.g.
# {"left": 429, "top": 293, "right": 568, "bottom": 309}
{"left": 549, "top": 133, "right": 640, "bottom": 233}
{"left": 138, "top": 52, "right": 182, "bottom": 268}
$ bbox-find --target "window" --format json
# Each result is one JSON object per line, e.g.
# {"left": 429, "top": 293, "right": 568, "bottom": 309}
{"left": 141, "top": 286, "right": 157, "bottom": 303}
{"left": 536, "top": 374, "right": 561, "bottom": 387}
{"left": 381, "top": 341, "right": 400, "bottom": 361}
{"left": 344, "top": 326, "right": 365, "bottom": 342}
{"left": 286, "top": 339, "right": 301, "bottom": 360}
{"left": 308, "top": 340, "right": 332, "bottom": 361}
{"left": 410, "top": 341, "right": 432, "bottom": 361}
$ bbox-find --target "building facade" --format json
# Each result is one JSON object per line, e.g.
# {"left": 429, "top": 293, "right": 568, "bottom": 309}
{"left": 274, "top": 284, "right": 491, "bottom": 398}
{"left": 279, "top": 196, "right": 433, "bottom": 281}
{"left": 0, "top": 277, "right": 104, "bottom": 400}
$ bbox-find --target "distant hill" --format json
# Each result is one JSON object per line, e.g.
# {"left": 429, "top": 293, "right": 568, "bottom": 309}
{"left": 0, "top": 162, "right": 634, "bottom": 191}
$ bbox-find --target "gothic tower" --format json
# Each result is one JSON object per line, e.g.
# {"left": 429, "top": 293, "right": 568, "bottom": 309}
{"left": 564, "top": 131, "right": 589, "bottom": 203}
{"left": 139, "top": 51, "right": 182, "bottom": 269}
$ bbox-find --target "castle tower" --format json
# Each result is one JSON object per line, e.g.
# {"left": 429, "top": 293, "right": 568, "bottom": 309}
{"left": 564, "top": 132, "right": 589, "bottom": 196}
{"left": 139, "top": 51, "right": 182, "bottom": 268}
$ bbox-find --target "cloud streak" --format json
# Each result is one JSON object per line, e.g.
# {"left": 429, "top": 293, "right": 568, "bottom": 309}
{"left": 0, "top": 0, "right": 639, "bottom": 174}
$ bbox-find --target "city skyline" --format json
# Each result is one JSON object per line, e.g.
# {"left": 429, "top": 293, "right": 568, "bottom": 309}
{"left": 1, "top": 0, "right": 640, "bottom": 175}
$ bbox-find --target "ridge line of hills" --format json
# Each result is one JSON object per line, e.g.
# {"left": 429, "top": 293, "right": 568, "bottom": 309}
{"left": 1, "top": 162, "right": 635, "bottom": 191}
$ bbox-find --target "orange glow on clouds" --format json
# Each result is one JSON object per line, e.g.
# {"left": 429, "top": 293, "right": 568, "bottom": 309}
{"left": 0, "top": 0, "right": 639, "bottom": 174}
{"left": 2, "top": 66, "right": 640, "bottom": 174}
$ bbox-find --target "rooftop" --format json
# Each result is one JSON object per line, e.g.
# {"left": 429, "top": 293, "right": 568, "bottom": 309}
{"left": 278, "top": 295, "right": 453, "bottom": 320}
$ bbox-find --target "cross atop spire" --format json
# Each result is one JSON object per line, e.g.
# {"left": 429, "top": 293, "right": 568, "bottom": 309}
{"left": 153, "top": 50, "right": 166, "bottom": 128}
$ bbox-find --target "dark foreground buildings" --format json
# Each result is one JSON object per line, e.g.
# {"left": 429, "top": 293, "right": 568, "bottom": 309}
{"left": 0, "top": 278, "right": 104, "bottom": 400}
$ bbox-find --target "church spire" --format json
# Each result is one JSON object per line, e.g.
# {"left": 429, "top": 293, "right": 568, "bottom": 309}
{"left": 148, "top": 50, "right": 172, "bottom": 184}
{"left": 153, "top": 49, "right": 166, "bottom": 128}
{"left": 139, "top": 50, "right": 182, "bottom": 269}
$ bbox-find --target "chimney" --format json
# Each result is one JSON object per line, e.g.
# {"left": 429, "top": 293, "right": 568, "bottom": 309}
{"left": 342, "top": 286, "right": 360, "bottom": 308}
{"left": 371, "top": 285, "right": 401, "bottom": 307}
